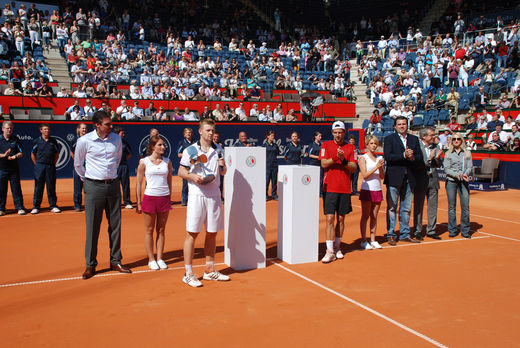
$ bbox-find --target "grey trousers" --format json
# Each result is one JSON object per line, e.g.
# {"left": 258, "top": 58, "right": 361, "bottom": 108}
{"left": 413, "top": 183, "right": 439, "bottom": 237}
{"left": 84, "top": 179, "right": 122, "bottom": 267}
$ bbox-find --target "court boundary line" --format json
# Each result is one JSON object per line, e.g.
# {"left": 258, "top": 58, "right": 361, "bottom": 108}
{"left": 0, "top": 263, "right": 225, "bottom": 288}
{"left": 271, "top": 261, "right": 448, "bottom": 348}
{"left": 1, "top": 236, "right": 493, "bottom": 288}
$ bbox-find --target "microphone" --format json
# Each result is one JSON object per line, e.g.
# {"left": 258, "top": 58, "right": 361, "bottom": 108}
{"left": 217, "top": 148, "right": 224, "bottom": 171}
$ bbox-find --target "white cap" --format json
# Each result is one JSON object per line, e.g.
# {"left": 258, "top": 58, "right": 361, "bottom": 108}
{"left": 332, "top": 121, "right": 345, "bottom": 131}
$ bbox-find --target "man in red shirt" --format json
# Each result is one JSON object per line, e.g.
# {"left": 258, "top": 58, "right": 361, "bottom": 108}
{"left": 447, "top": 116, "right": 461, "bottom": 131}
{"left": 319, "top": 121, "right": 357, "bottom": 263}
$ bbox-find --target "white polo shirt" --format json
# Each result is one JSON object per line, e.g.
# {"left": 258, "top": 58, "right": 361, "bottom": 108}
{"left": 180, "top": 141, "right": 222, "bottom": 198}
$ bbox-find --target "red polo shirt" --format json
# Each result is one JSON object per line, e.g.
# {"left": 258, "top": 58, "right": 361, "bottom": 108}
{"left": 319, "top": 140, "right": 357, "bottom": 194}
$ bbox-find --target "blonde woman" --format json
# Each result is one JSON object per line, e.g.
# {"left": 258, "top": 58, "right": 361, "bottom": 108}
{"left": 443, "top": 134, "right": 473, "bottom": 238}
{"left": 136, "top": 135, "right": 173, "bottom": 270}
{"left": 358, "top": 135, "right": 385, "bottom": 249}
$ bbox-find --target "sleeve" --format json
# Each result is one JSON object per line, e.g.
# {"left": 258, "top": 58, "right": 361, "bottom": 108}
{"left": 31, "top": 139, "right": 38, "bottom": 154}
{"left": 177, "top": 141, "right": 184, "bottom": 154}
{"left": 15, "top": 137, "right": 23, "bottom": 154}
{"left": 179, "top": 147, "right": 191, "bottom": 169}
{"left": 318, "top": 143, "right": 328, "bottom": 160}
{"left": 463, "top": 154, "right": 473, "bottom": 176}
{"left": 73, "top": 137, "right": 87, "bottom": 180}
{"left": 282, "top": 145, "right": 289, "bottom": 157}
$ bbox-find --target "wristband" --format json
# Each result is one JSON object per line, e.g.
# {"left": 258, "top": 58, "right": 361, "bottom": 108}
{"left": 342, "top": 159, "right": 348, "bottom": 165}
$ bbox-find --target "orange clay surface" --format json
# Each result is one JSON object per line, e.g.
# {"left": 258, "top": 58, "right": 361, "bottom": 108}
{"left": 1, "top": 177, "right": 519, "bottom": 347}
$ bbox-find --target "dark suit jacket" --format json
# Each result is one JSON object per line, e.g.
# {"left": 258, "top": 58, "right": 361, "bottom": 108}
{"left": 414, "top": 141, "right": 442, "bottom": 190}
{"left": 383, "top": 132, "right": 423, "bottom": 189}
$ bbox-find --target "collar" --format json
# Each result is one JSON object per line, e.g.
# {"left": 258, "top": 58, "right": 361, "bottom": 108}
{"left": 91, "top": 130, "right": 113, "bottom": 141}
{"left": 196, "top": 140, "right": 217, "bottom": 151}
{"left": 399, "top": 133, "right": 407, "bottom": 140}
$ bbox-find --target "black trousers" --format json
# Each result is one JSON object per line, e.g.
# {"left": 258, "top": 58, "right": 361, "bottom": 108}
{"left": 33, "top": 163, "right": 57, "bottom": 209}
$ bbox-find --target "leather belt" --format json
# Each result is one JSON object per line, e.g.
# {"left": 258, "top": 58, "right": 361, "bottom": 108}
{"left": 86, "top": 178, "right": 117, "bottom": 184}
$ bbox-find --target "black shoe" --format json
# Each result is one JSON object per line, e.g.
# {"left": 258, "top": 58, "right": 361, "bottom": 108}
{"left": 415, "top": 234, "right": 424, "bottom": 241}
{"left": 462, "top": 234, "right": 471, "bottom": 239}
{"left": 426, "top": 234, "right": 441, "bottom": 240}
{"left": 449, "top": 233, "right": 459, "bottom": 238}
{"left": 181, "top": 202, "right": 187, "bottom": 206}
{"left": 272, "top": 196, "right": 278, "bottom": 201}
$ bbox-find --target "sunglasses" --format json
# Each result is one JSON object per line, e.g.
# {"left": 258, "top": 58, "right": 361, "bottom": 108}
{"left": 452, "top": 138, "right": 462, "bottom": 141}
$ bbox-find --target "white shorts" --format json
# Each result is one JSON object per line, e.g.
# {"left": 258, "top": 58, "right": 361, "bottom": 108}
{"left": 186, "top": 195, "right": 223, "bottom": 233}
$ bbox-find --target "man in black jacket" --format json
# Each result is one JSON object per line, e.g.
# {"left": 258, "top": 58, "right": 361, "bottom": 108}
{"left": 383, "top": 116, "right": 423, "bottom": 245}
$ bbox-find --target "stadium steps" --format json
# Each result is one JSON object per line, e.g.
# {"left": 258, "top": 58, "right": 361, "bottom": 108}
{"left": 44, "top": 47, "right": 72, "bottom": 91}
{"left": 347, "top": 59, "right": 371, "bottom": 129}
{"left": 238, "top": 0, "right": 275, "bottom": 30}
{"left": 419, "top": 0, "right": 451, "bottom": 35}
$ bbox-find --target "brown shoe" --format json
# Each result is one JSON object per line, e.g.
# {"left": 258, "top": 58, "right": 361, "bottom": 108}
{"left": 111, "top": 263, "right": 132, "bottom": 273}
{"left": 387, "top": 237, "right": 397, "bottom": 246}
{"left": 82, "top": 267, "right": 96, "bottom": 280}
{"left": 401, "top": 236, "right": 420, "bottom": 243}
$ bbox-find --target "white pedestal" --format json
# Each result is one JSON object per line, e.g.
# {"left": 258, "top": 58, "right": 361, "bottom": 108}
{"left": 277, "top": 165, "right": 320, "bottom": 264}
{"left": 224, "top": 147, "right": 266, "bottom": 270}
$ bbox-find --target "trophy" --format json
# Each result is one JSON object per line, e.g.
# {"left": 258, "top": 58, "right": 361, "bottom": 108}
{"left": 187, "top": 146, "right": 215, "bottom": 184}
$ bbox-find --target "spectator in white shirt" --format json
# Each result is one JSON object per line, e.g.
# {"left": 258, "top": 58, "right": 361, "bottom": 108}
{"left": 84, "top": 99, "right": 97, "bottom": 119}
{"left": 249, "top": 104, "right": 259, "bottom": 118}
{"left": 131, "top": 101, "right": 144, "bottom": 120}
{"left": 116, "top": 100, "right": 132, "bottom": 120}
{"left": 183, "top": 107, "right": 199, "bottom": 121}
{"left": 235, "top": 103, "right": 247, "bottom": 121}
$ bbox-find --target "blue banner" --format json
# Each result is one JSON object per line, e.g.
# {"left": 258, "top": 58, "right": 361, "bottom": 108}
{"left": 10, "top": 121, "right": 355, "bottom": 180}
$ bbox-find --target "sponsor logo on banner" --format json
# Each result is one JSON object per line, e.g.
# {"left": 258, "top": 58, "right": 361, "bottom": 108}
{"left": 54, "top": 136, "right": 71, "bottom": 170}
{"left": 246, "top": 155, "right": 256, "bottom": 167}
{"left": 139, "top": 134, "right": 171, "bottom": 157}
{"left": 283, "top": 174, "right": 288, "bottom": 184}
{"left": 301, "top": 174, "right": 311, "bottom": 185}
{"left": 66, "top": 133, "right": 76, "bottom": 142}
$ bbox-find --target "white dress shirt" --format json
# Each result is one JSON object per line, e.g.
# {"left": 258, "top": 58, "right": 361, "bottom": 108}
{"left": 74, "top": 130, "right": 122, "bottom": 181}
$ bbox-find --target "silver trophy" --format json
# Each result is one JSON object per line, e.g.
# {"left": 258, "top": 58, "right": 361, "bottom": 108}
{"left": 187, "top": 146, "right": 215, "bottom": 184}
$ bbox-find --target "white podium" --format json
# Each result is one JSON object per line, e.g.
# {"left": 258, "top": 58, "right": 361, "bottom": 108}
{"left": 224, "top": 147, "right": 266, "bottom": 270}
{"left": 277, "top": 165, "right": 320, "bottom": 264}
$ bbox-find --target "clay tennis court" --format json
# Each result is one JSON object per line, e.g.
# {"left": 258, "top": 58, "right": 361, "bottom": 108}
{"left": 1, "top": 178, "right": 519, "bottom": 347}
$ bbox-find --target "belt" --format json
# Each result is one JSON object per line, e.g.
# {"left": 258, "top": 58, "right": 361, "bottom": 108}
{"left": 86, "top": 178, "right": 117, "bottom": 184}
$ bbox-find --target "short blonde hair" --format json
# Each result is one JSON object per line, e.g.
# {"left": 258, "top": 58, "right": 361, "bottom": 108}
{"left": 365, "top": 135, "right": 380, "bottom": 146}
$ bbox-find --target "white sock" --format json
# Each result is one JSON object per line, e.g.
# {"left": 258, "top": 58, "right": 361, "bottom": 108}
{"left": 334, "top": 237, "right": 342, "bottom": 250}
{"left": 185, "top": 264, "right": 193, "bottom": 275}
{"left": 206, "top": 260, "right": 214, "bottom": 271}
{"left": 326, "top": 240, "right": 334, "bottom": 251}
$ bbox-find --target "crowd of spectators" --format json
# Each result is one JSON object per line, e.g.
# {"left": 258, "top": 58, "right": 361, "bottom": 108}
{"left": 0, "top": 2, "right": 54, "bottom": 94}
{"left": 358, "top": 18, "right": 520, "bottom": 139}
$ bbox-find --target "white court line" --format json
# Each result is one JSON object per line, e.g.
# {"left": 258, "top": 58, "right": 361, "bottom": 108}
{"left": 352, "top": 203, "right": 520, "bottom": 243}
{"left": 271, "top": 261, "right": 448, "bottom": 348}
{"left": 436, "top": 208, "right": 520, "bottom": 225}
{"left": 0, "top": 263, "right": 224, "bottom": 288}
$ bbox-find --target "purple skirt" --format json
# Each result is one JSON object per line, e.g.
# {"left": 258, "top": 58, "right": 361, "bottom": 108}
{"left": 359, "top": 189, "right": 383, "bottom": 203}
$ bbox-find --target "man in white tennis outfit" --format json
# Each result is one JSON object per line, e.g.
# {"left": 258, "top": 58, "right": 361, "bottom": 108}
{"left": 178, "top": 119, "right": 229, "bottom": 287}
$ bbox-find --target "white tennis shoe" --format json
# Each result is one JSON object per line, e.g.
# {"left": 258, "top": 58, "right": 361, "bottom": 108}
{"left": 370, "top": 241, "right": 383, "bottom": 249}
{"left": 157, "top": 259, "right": 168, "bottom": 270}
{"left": 183, "top": 274, "right": 202, "bottom": 287}
{"left": 148, "top": 260, "right": 159, "bottom": 271}
{"left": 203, "top": 270, "right": 230, "bottom": 281}
{"left": 361, "top": 240, "right": 373, "bottom": 250}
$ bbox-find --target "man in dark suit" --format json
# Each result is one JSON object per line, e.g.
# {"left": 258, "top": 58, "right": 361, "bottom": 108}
{"left": 413, "top": 127, "right": 443, "bottom": 240}
{"left": 383, "top": 116, "right": 422, "bottom": 245}
{"left": 474, "top": 86, "right": 489, "bottom": 110}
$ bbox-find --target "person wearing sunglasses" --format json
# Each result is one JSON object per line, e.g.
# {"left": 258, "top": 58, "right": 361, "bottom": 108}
{"left": 443, "top": 135, "right": 473, "bottom": 238}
